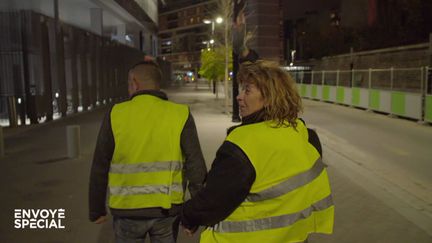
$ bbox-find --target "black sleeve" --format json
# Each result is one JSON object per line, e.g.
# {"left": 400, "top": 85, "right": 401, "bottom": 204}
{"left": 239, "top": 49, "right": 259, "bottom": 63}
{"left": 181, "top": 141, "right": 256, "bottom": 227}
{"left": 88, "top": 108, "right": 114, "bottom": 221}
{"left": 181, "top": 112, "right": 207, "bottom": 197}
{"left": 307, "top": 128, "right": 322, "bottom": 157}
{"left": 299, "top": 118, "right": 323, "bottom": 157}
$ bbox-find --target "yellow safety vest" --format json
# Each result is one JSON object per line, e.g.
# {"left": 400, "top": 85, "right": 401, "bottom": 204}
{"left": 108, "top": 95, "right": 189, "bottom": 210}
{"left": 200, "top": 120, "right": 334, "bottom": 243}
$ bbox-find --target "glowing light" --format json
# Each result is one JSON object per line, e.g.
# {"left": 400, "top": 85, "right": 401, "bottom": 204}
{"left": 216, "top": 17, "right": 223, "bottom": 24}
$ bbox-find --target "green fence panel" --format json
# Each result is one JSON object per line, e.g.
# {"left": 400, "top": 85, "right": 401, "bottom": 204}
{"left": 336, "top": 87, "right": 345, "bottom": 103}
{"left": 312, "top": 85, "right": 317, "bottom": 98}
{"left": 322, "top": 86, "right": 330, "bottom": 101}
{"left": 391, "top": 92, "right": 405, "bottom": 116}
{"left": 352, "top": 88, "right": 360, "bottom": 106}
{"left": 369, "top": 90, "right": 380, "bottom": 110}
{"left": 426, "top": 96, "right": 432, "bottom": 122}
{"left": 301, "top": 84, "right": 306, "bottom": 97}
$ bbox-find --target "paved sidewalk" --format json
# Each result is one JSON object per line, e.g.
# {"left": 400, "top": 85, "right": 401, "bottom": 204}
{"left": 0, "top": 84, "right": 431, "bottom": 243}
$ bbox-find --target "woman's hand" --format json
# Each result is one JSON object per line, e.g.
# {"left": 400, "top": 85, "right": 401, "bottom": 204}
{"left": 93, "top": 215, "right": 108, "bottom": 224}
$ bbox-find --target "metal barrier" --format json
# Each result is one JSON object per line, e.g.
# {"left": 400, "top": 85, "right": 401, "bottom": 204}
{"left": 291, "top": 66, "right": 430, "bottom": 122}
{"left": 425, "top": 67, "right": 432, "bottom": 122}
{"left": 0, "top": 125, "right": 4, "bottom": 157}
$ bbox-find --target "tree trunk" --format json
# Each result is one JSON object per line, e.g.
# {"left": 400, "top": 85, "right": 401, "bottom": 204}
{"left": 224, "top": 18, "right": 230, "bottom": 114}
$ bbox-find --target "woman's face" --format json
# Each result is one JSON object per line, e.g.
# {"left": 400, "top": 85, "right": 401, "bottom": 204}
{"left": 237, "top": 81, "right": 265, "bottom": 117}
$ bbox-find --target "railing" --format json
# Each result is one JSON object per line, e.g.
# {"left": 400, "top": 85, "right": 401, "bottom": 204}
{"left": 289, "top": 67, "right": 432, "bottom": 123}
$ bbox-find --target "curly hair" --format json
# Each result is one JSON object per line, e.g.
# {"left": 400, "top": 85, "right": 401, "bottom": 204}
{"left": 238, "top": 60, "right": 303, "bottom": 128}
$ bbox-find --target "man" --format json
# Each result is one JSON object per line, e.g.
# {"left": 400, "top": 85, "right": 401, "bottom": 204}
{"left": 89, "top": 59, "right": 207, "bottom": 243}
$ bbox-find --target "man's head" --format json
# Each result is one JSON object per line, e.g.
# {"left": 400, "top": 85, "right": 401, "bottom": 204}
{"left": 128, "top": 60, "right": 162, "bottom": 96}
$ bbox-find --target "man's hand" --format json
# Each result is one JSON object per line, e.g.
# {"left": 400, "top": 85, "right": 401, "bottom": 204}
{"left": 182, "top": 224, "right": 199, "bottom": 236}
{"left": 93, "top": 215, "right": 108, "bottom": 224}
{"left": 144, "top": 55, "right": 154, "bottom": 61}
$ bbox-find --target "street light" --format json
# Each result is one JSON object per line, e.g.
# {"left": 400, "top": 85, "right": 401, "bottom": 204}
{"left": 203, "top": 17, "right": 223, "bottom": 36}
{"left": 216, "top": 17, "right": 223, "bottom": 24}
{"left": 202, "top": 16, "right": 230, "bottom": 110}
{"left": 203, "top": 17, "right": 224, "bottom": 96}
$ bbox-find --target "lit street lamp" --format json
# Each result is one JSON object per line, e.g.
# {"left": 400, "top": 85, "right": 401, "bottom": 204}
{"left": 216, "top": 17, "right": 223, "bottom": 24}
{"left": 203, "top": 16, "right": 223, "bottom": 36}
{"left": 203, "top": 17, "right": 225, "bottom": 96}
{"left": 203, "top": 16, "right": 230, "bottom": 113}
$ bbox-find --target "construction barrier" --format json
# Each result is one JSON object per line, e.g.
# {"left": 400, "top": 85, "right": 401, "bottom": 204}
{"left": 290, "top": 67, "right": 431, "bottom": 123}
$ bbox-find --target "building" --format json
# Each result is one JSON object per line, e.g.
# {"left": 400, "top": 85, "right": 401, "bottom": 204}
{"left": 0, "top": 0, "right": 159, "bottom": 127}
{"left": 245, "top": 0, "right": 284, "bottom": 63}
{"left": 282, "top": 0, "right": 341, "bottom": 61}
{"left": 158, "top": 0, "right": 218, "bottom": 75}
{"left": 283, "top": 0, "right": 432, "bottom": 61}
{"left": 0, "top": 0, "right": 159, "bottom": 54}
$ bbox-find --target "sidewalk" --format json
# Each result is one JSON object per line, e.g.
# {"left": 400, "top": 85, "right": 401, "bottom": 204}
{"left": 0, "top": 84, "right": 431, "bottom": 243}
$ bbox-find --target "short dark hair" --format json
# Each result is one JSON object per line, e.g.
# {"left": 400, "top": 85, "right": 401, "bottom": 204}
{"left": 130, "top": 60, "right": 162, "bottom": 84}
{"left": 132, "top": 60, "right": 160, "bottom": 69}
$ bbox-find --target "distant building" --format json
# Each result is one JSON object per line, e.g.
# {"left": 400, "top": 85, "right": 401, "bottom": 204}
{"left": 283, "top": 0, "right": 432, "bottom": 61}
{"left": 158, "top": 0, "right": 217, "bottom": 73}
{"left": 245, "top": 0, "right": 284, "bottom": 63}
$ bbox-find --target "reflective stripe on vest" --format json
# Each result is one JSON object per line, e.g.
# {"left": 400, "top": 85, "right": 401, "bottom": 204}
{"left": 109, "top": 95, "right": 189, "bottom": 209}
{"left": 210, "top": 120, "right": 334, "bottom": 242}
{"left": 213, "top": 194, "right": 333, "bottom": 233}
{"left": 247, "top": 158, "right": 325, "bottom": 202}
{"left": 110, "top": 161, "right": 183, "bottom": 174}
{"left": 110, "top": 183, "right": 183, "bottom": 196}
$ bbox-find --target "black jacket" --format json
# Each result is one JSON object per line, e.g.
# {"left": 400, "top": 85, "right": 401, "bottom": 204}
{"left": 88, "top": 90, "right": 207, "bottom": 221}
{"left": 181, "top": 109, "right": 323, "bottom": 228}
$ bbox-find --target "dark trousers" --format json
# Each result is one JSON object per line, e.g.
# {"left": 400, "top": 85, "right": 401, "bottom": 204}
{"left": 113, "top": 216, "right": 180, "bottom": 243}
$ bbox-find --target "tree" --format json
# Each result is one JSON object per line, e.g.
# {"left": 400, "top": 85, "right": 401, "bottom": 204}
{"left": 199, "top": 46, "right": 233, "bottom": 98}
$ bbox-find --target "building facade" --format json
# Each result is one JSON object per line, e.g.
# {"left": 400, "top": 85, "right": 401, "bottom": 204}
{"left": 283, "top": 0, "right": 432, "bottom": 61}
{"left": 0, "top": 0, "right": 159, "bottom": 127}
{"left": 246, "top": 0, "right": 284, "bottom": 63}
{"left": 158, "top": 0, "right": 217, "bottom": 74}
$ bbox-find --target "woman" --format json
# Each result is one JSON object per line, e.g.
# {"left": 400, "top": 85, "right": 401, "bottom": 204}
{"left": 181, "top": 60, "right": 334, "bottom": 243}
